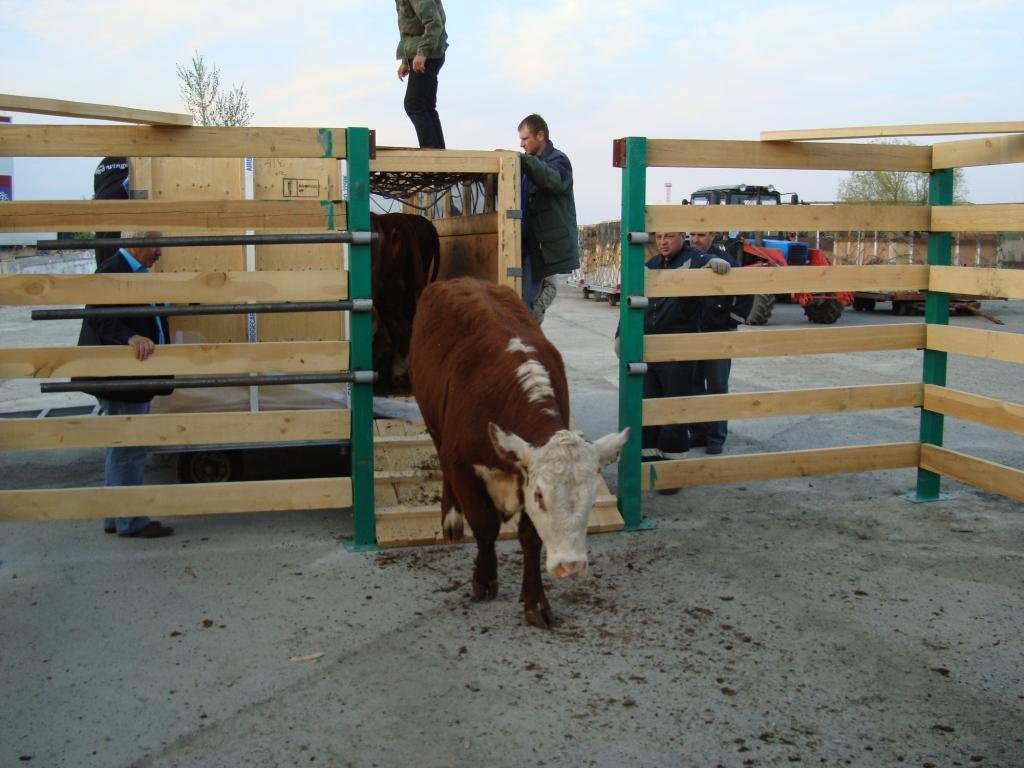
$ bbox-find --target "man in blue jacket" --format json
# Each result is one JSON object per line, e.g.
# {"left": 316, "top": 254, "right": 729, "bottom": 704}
{"left": 518, "top": 114, "right": 579, "bottom": 313}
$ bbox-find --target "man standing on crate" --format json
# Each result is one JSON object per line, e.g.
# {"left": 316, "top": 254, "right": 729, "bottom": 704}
{"left": 77, "top": 232, "right": 174, "bottom": 538}
{"left": 395, "top": 0, "right": 448, "bottom": 149}
{"left": 518, "top": 113, "right": 579, "bottom": 315}
{"left": 687, "top": 231, "right": 752, "bottom": 455}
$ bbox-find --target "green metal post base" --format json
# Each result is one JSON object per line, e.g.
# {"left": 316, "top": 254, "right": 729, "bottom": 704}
{"left": 622, "top": 519, "right": 657, "bottom": 533}
{"left": 902, "top": 491, "right": 954, "bottom": 504}
{"left": 343, "top": 538, "right": 380, "bottom": 553}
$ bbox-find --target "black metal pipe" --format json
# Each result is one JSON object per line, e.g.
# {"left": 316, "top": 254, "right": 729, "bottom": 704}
{"left": 32, "top": 299, "right": 372, "bottom": 321}
{"left": 41, "top": 371, "right": 377, "bottom": 393}
{"left": 35, "top": 232, "right": 376, "bottom": 250}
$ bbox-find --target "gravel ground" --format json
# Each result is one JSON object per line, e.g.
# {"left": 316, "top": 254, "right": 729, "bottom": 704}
{"left": 1, "top": 284, "right": 1022, "bottom": 767}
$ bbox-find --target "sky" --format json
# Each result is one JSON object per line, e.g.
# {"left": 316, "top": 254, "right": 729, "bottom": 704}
{"left": 2, "top": 0, "right": 1022, "bottom": 225}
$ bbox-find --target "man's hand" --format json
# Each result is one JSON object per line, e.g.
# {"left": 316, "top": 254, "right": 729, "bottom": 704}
{"left": 127, "top": 334, "right": 156, "bottom": 361}
{"left": 706, "top": 257, "right": 731, "bottom": 275}
{"left": 411, "top": 54, "right": 427, "bottom": 74}
{"left": 397, "top": 60, "right": 409, "bottom": 80}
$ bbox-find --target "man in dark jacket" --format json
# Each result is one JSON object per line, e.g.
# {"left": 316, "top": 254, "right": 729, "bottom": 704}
{"left": 639, "top": 232, "right": 731, "bottom": 493}
{"left": 518, "top": 114, "right": 579, "bottom": 314}
{"left": 78, "top": 232, "right": 174, "bottom": 538}
{"left": 395, "top": 0, "right": 448, "bottom": 149}
{"left": 92, "top": 156, "right": 129, "bottom": 268}
{"left": 688, "top": 231, "right": 752, "bottom": 454}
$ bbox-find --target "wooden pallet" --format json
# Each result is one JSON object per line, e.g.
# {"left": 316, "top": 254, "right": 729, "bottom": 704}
{"left": 373, "top": 419, "right": 623, "bottom": 548}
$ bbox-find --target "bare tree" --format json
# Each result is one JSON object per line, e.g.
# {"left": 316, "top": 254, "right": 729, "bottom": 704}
{"left": 176, "top": 51, "right": 253, "bottom": 127}
{"left": 837, "top": 139, "right": 968, "bottom": 204}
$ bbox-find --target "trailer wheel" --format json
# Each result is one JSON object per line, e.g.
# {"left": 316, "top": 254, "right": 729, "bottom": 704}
{"left": 582, "top": 287, "right": 592, "bottom": 299}
{"left": 608, "top": 293, "right": 620, "bottom": 307}
{"left": 853, "top": 297, "right": 876, "bottom": 312}
{"left": 745, "top": 293, "right": 775, "bottom": 325}
{"left": 177, "top": 450, "right": 243, "bottom": 484}
{"left": 804, "top": 298, "right": 843, "bottom": 324}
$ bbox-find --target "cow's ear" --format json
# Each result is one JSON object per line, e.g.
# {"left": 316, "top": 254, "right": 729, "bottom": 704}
{"left": 489, "top": 422, "right": 532, "bottom": 467}
{"left": 594, "top": 427, "right": 630, "bottom": 466}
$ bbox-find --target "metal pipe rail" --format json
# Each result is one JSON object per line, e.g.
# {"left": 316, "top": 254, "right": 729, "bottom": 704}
{"left": 32, "top": 299, "right": 372, "bottom": 321}
{"left": 35, "top": 232, "right": 377, "bottom": 250}
{"left": 40, "top": 371, "right": 377, "bottom": 393}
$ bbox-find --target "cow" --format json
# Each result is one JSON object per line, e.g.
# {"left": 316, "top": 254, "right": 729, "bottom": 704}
{"left": 409, "top": 277, "right": 629, "bottom": 628}
{"left": 370, "top": 212, "right": 441, "bottom": 394}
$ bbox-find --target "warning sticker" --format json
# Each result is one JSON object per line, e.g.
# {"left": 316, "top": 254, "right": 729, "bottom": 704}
{"left": 282, "top": 178, "right": 321, "bottom": 198}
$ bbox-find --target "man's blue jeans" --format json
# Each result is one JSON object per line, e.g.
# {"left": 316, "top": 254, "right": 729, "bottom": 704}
{"left": 98, "top": 398, "right": 152, "bottom": 535}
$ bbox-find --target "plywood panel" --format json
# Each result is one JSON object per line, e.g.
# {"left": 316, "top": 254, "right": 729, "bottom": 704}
{"left": 150, "top": 157, "right": 246, "bottom": 343}
{"left": 438, "top": 233, "right": 498, "bottom": 281}
{"left": 919, "top": 445, "right": 1024, "bottom": 502}
{"left": 646, "top": 203, "right": 929, "bottom": 234}
{"left": 0, "top": 477, "right": 353, "bottom": 522}
{"left": 646, "top": 264, "right": 929, "bottom": 298}
{"left": 642, "top": 443, "right": 920, "bottom": 491}
{"left": 644, "top": 324, "right": 925, "bottom": 362}
{"left": 253, "top": 158, "right": 344, "bottom": 341}
{"left": 644, "top": 383, "right": 922, "bottom": 426}
{"left": 645, "top": 139, "right": 931, "bottom": 172}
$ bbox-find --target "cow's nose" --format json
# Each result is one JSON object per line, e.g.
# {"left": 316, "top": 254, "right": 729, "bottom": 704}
{"left": 552, "top": 560, "right": 588, "bottom": 580}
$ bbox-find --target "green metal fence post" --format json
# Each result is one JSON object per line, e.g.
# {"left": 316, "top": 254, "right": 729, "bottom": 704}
{"left": 912, "top": 167, "right": 953, "bottom": 502}
{"left": 345, "top": 127, "right": 377, "bottom": 549}
{"left": 615, "top": 137, "right": 650, "bottom": 530}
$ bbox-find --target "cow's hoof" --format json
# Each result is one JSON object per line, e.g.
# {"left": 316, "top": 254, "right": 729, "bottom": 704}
{"left": 472, "top": 578, "right": 498, "bottom": 601}
{"left": 524, "top": 606, "right": 554, "bottom": 629}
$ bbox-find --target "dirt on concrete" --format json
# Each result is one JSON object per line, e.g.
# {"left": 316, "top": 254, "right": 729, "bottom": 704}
{"left": 1, "top": 287, "right": 1022, "bottom": 767}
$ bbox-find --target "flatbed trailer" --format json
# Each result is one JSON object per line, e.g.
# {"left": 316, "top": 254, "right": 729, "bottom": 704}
{"left": 852, "top": 291, "right": 1005, "bottom": 324}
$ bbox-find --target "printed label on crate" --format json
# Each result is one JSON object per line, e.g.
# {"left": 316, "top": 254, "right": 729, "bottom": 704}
{"left": 282, "top": 178, "right": 321, "bottom": 198}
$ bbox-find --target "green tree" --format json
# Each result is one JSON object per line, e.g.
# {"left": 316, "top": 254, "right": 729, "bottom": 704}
{"left": 836, "top": 139, "right": 968, "bottom": 203}
{"left": 176, "top": 51, "right": 253, "bottom": 127}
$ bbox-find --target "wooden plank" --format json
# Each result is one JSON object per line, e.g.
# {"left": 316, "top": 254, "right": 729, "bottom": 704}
{"left": 0, "top": 341, "right": 348, "bottom": 378}
{"left": 919, "top": 445, "right": 1024, "bottom": 503}
{"left": 932, "top": 204, "right": 1024, "bottom": 233}
{"left": 252, "top": 158, "right": 344, "bottom": 342}
{"left": 645, "top": 324, "right": 925, "bottom": 363}
{"left": 642, "top": 443, "right": 920, "bottom": 491}
{"left": 431, "top": 212, "right": 497, "bottom": 237}
{"left": 0, "top": 409, "right": 351, "bottom": 451}
{"left": 646, "top": 264, "right": 929, "bottom": 298}
{"left": 372, "top": 148, "right": 500, "bottom": 174}
{"left": 643, "top": 383, "right": 922, "bottom": 427}
{"left": 922, "top": 385, "right": 1024, "bottom": 435}
{"left": 760, "top": 121, "right": 1024, "bottom": 142}
{"left": 496, "top": 152, "right": 522, "bottom": 290}
{"left": 0, "top": 270, "right": 347, "bottom": 305}
{"left": 0, "top": 125, "right": 348, "bottom": 158}
{"left": 926, "top": 325, "right": 1024, "bottom": 365}
{"left": 0, "top": 200, "right": 346, "bottom": 233}
{"left": 0, "top": 93, "right": 193, "bottom": 126}
{"left": 932, "top": 134, "right": 1024, "bottom": 170}
{"left": 0, "top": 477, "right": 353, "bottom": 522}
{"left": 646, "top": 203, "right": 929, "bottom": 234}
{"left": 645, "top": 139, "right": 931, "bottom": 172}
{"left": 928, "top": 266, "right": 1024, "bottom": 299}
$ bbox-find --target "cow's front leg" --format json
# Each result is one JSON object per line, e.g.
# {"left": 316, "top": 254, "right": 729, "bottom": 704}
{"left": 518, "top": 514, "right": 553, "bottom": 628}
{"left": 472, "top": 533, "right": 499, "bottom": 601}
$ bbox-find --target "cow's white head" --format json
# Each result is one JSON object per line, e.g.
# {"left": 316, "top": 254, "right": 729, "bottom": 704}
{"left": 486, "top": 423, "right": 629, "bottom": 580}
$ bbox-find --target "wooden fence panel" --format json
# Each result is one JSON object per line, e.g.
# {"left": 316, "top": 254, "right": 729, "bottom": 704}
{"left": 929, "top": 266, "right": 1024, "bottom": 299}
{"left": 926, "top": 326, "right": 1024, "bottom": 365}
{"left": 919, "top": 445, "right": 1024, "bottom": 502}
{"left": 645, "top": 139, "right": 931, "bottom": 172}
{"left": 646, "top": 204, "right": 929, "bottom": 234}
{"left": 646, "top": 264, "right": 929, "bottom": 298}
{"left": 922, "top": 385, "right": 1024, "bottom": 435}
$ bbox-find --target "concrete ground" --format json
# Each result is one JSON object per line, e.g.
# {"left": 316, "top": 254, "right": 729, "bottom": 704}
{"left": 1, "top": 285, "right": 1022, "bottom": 767}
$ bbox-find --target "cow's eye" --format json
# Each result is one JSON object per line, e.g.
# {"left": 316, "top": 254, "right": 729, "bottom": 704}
{"left": 533, "top": 490, "right": 547, "bottom": 512}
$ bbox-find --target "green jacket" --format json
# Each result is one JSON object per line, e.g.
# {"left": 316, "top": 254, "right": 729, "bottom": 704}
{"left": 395, "top": 0, "right": 448, "bottom": 60}
{"left": 521, "top": 142, "right": 580, "bottom": 278}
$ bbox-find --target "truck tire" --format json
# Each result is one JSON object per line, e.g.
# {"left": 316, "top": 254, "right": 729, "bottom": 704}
{"left": 745, "top": 293, "right": 775, "bottom": 325}
{"left": 803, "top": 298, "right": 843, "bottom": 324}
{"left": 177, "top": 450, "right": 243, "bottom": 483}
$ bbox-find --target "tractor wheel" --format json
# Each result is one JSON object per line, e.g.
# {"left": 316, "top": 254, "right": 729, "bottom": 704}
{"left": 745, "top": 293, "right": 775, "bottom": 325}
{"left": 803, "top": 298, "right": 843, "bottom": 324}
{"left": 177, "top": 450, "right": 243, "bottom": 483}
{"left": 853, "top": 297, "right": 876, "bottom": 312}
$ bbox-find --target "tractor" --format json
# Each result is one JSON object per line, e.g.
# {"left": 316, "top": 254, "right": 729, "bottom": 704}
{"left": 687, "top": 185, "right": 852, "bottom": 324}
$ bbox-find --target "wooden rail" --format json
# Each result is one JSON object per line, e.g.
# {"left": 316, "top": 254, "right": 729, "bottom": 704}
{"left": 646, "top": 203, "right": 930, "bottom": 234}
{"left": 0, "top": 93, "right": 193, "bottom": 126}
{"left": 644, "top": 324, "right": 925, "bottom": 363}
{"left": 760, "top": 121, "right": 1024, "bottom": 142}
{"left": 931, "top": 134, "right": 1024, "bottom": 169}
{"left": 642, "top": 443, "right": 921, "bottom": 491}
{"left": 0, "top": 409, "right": 351, "bottom": 451}
{"left": 643, "top": 384, "right": 922, "bottom": 427}
{"left": 0, "top": 271, "right": 348, "bottom": 305}
{"left": 919, "top": 445, "right": 1024, "bottom": 503}
{"left": 926, "top": 326, "right": 1024, "bottom": 365}
{"left": 646, "top": 264, "right": 929, "bottom": 298}
{"left": 0, "top": 341, "right": 348, "bottom": 378}
{"left": 0, "top": 477, "right": 353, "bottom": 522}
{"left": 922, "top": 385, "right": 1024, "bottom": 435}
{"left": 928, "top": 266, "right": 1024, "bottom": 299}
{"left": 644, "top": 139, "right": 931, "bottom": 172}
{"left": 931, "top": 204, "right": 1024, "bottom": 234}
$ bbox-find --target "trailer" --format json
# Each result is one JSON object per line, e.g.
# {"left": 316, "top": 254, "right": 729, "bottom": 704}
{"left": 852, "top": 290, "right": 1005, "bottom": 323}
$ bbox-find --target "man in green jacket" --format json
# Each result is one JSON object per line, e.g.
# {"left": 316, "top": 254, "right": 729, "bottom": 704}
{"left": 518, "top": 113, "right": 580, "bottom": 313}
{"left": 395, "top": 0, "right": 448, "bottom": 149}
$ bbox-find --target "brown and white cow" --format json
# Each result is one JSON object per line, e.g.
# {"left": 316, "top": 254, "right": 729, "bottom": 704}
{"left": 409, "top": 277, "right": 628, "bottom": 628}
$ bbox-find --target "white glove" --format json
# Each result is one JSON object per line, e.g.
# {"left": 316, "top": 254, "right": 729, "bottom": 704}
{"left": 706, "top": 257, "right": 731, "bottom": 275}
